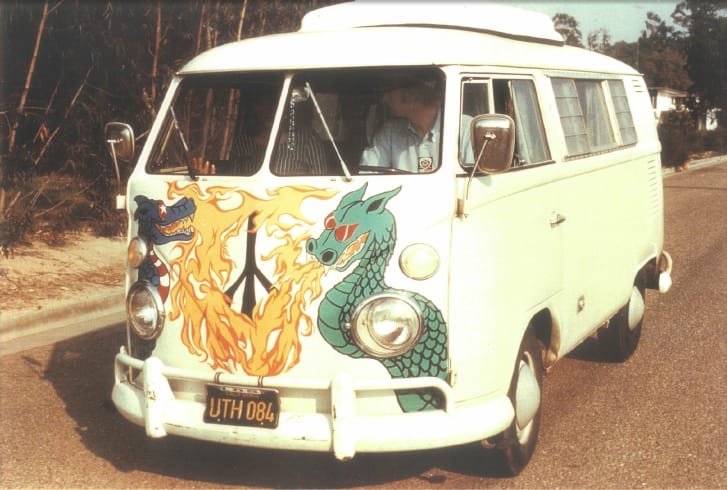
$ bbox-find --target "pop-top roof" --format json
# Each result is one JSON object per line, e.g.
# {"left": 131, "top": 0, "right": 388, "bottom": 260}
{"left": 300, "top": 1, "right": 564, "bottom": 45}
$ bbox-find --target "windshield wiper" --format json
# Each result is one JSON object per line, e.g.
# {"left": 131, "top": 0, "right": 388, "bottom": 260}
{"left": 169, "top": 106, "right": 198, "bottom": 181}
{"left": 298, "top": 82, "right": 352, "bottom": 181}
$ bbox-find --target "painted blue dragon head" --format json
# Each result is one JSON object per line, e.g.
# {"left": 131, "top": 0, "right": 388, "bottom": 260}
{"left": 306, "top": 183, "right": 401, "bottom": 270}
{"left": 133, "top": 195, "right": 196, "bottom": 245}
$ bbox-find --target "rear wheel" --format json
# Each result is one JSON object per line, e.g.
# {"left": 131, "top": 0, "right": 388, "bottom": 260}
{"left": 599, "top": 284, "right": 645, "bottom": 362}
{"left": 488, "top": 329, "right": 544, "bottom": 476}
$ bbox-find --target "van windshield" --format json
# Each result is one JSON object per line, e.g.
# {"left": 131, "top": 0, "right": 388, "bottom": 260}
{"left": 147, "top": 68, "right": 445, "bottom": 177}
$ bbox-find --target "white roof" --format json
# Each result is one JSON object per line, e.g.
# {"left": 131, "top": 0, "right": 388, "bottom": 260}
{"left": 300, "top": 1, "right": 564, "bottom": 45}
{"left": 178, "top": 3, "right": 638, "bottom": 77}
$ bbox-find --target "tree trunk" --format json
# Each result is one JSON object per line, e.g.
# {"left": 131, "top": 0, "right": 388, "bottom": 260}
{"left": 195, "top": 1, "right": 208, "bottom": 56}
{"left": 8, "top": 0, "right": 49, "bottom": 154}
{"left": 150, "top": 1, "right": 162, "bottom": 119}
{"left": 2, "top": 0, "right": 50, "bottom": 216}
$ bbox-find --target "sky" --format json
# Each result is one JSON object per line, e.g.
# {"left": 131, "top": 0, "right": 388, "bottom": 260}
{"left": 505, "top": 1, "right": 682, "bottom": 42}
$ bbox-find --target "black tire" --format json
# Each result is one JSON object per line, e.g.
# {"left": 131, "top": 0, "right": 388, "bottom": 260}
{"left": 599, "top": 284, "right": 645, "bottom": 362}
{"left": 491, "top": 329, "right": 544, "bottom": 476}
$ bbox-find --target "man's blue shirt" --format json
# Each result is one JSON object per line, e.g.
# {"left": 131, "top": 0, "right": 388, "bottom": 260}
{"left": 360, "top": 111, "right": 473, "bottom": 172}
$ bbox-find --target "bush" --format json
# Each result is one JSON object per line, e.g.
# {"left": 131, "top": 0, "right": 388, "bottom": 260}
{"left": 703, "top": 128, "right": 727, "bottom": 154}
{"left": 658, "top": 111, "right": 727, "bottom": 168}
{"left": 658, "top": 111, "right": 699, "bottom": 168}
{"left": 0, "top": 173, "right": 126, "bottom": 253}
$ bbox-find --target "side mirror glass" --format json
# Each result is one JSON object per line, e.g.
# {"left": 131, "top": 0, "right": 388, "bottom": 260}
{"left": 104, "top": 122, "right": 134, "bottom": 210}
{"left": 105, "top": 122, "right": 135, "bottom": 162}
{"left": 470, "top": 114, "right": 515, "bottom": 174}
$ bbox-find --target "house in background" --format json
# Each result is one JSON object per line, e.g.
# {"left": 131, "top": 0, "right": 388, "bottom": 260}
{"left": 649, "top": 86, "right": 719, "bottom": 130}
{"left": 649, "top": 87, "right": 688, "bottom": 123}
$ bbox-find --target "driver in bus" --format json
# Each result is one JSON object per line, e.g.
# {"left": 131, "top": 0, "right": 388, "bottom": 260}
{"left": 361, "top": 79, "right": 474, "bottom": 172}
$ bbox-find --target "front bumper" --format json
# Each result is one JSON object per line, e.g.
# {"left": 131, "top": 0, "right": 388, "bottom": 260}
{"left": 112, "top": 348, "right": 514, "bottom": 460}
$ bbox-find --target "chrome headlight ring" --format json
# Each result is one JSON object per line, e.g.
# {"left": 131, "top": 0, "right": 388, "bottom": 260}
{"left": 126, "top": 281, "right": 166, "bottom": 340}
{"left": 349, "top": 293, "right": 423, "bottom": 358}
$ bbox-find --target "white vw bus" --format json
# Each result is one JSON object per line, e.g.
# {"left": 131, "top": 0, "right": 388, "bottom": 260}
{"left": 106, "top": 2, "right": 672, "bottom": 475}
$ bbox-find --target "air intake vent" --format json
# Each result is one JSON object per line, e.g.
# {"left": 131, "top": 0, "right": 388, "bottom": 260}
{"left": 647, "top": 159, "right": 660, "bottom": 216}
{"left": 631, "top": 78, "right": 645, "bottom": 93}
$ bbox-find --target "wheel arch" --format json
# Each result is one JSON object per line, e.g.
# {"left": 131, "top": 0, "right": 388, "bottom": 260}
{"left": 637, "top": 250, "right": 672, "bottom": 291}
{"left": 529, "top": 308, "right": 560, "bottom": 369}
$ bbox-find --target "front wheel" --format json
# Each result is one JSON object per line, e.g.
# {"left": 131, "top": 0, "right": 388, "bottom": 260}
{"left": 487, "top": 329, "right": 544, "bottom": 476}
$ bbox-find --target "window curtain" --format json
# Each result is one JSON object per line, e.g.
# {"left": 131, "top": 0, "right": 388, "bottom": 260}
{"left": 576, "top": 80, "right": 614, "bottom": 150}
{"left": 511, "top": 80, "right": 550, "bottom": 164}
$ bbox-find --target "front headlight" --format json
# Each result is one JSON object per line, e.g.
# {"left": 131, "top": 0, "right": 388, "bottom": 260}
{"left": 350, "top": 294, "right": 422, "bottom": 358}
{"left": 126, "top": 281, "right": 165, "bottom": 340}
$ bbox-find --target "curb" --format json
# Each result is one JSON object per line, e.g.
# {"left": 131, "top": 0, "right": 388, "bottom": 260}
{"left": 0, "top": 290, "right": 125, "bottom": 345}
{"left": 662, "top": 154, "right": 727, "bottom": 177}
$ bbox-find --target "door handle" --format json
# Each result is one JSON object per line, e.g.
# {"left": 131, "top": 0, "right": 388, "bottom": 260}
{"left": 550, "top": 213, "right": 566, "bottom": 227}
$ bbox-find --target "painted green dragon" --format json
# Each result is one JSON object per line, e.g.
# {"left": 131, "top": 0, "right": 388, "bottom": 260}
{"left": 306, "top": 184, "right": 448, "bottom": 412}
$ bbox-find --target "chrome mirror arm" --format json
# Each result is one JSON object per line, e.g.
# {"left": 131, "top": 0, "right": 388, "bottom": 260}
{"left": 457, "top": 135, "right": 494, "bottom": 218}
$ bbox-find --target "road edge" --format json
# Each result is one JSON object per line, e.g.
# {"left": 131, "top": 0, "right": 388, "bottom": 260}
{"left": 0, "top": 290, "right": 125, "bottom": 345}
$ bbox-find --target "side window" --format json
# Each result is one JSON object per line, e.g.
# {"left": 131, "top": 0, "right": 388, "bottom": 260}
{"left": 608, "top": 80, "right": 637, "bottom": 145}
{"left": 552, "top": 78, "right": 590, "bottom": 156}
{"left": 460, "top": 79, "right": 490, "bottom": 165}
{"left": 509, "top": 80, "right": 551, "bottom": 165}
{"left": 575, "top": 80, "right": 615, "bottom": 151}
{"left": 553, "top": 77, "right": 633, "bottom": 158}
{"left": 461, "top": 79, "right": 490, "bottom": 117}
{"left": 460, "top": 77, "right": 550, "bottom": 167}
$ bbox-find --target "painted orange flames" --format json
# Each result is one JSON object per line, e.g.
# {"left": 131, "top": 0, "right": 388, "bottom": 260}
{"left": 165, "top": 182, "right": 337, "bottom": 376}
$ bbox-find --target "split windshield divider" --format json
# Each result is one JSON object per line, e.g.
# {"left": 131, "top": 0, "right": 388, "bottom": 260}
{"left": 169, "top": 105, "right": 198, "bottom": 181}
{"left": 302, "top": 82, "right": 352, "bottom": 181}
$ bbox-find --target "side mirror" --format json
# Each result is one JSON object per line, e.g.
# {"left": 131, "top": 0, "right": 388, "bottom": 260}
{"left": 457, "top": 114, "right": 516, "bottom": 218}
{"left": 470, "top": 114, "right": 515, "bottom": 174}
{"left": 104, "top": 122, "right": 135, "bottom": 210}
{"left": 105, "top": 122, "right": 135, "bottom": 162}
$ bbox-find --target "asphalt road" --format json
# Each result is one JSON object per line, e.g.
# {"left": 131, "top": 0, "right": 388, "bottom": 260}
{"left": 1, "top": 162, "right": 725, "bottom": 488}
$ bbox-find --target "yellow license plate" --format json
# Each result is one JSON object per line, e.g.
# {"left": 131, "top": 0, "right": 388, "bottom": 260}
{"left": 204, "top": 384, "right": 280, "bottom": 429}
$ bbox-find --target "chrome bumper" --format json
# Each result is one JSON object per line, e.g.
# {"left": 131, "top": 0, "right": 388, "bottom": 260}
{"left": 112, "top": 348, "right": 514, "bottom": 460}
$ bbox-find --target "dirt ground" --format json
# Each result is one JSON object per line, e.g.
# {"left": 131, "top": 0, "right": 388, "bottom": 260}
{"left": 0, "top": 232, "right": 126, "bottom": 316}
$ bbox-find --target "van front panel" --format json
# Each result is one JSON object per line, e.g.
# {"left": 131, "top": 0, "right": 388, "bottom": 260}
{"left": 112, "top": 66, "right": 521, "bottom": 456}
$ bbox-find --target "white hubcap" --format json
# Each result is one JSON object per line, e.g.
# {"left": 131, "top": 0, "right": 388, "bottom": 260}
{"left": 515, "top": 355, "right": 540, "bottom": 443}
{"left": 628, "top": 286, "right": 645, "bottom": 331}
